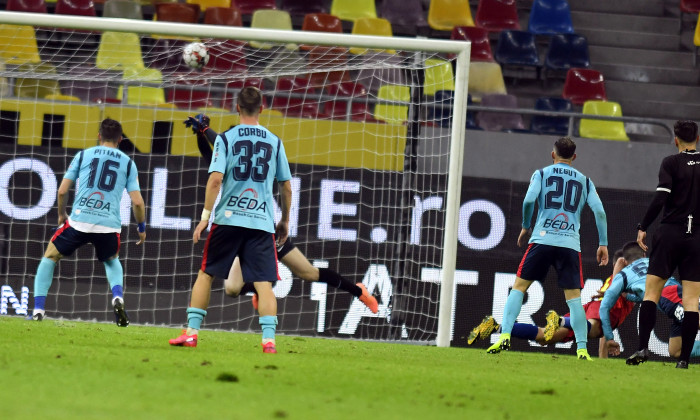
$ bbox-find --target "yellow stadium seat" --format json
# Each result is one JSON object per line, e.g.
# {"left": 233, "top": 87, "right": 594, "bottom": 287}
{"left": 331, "top": 0, "right": 377, "bottom": 22}
{"left": 374, "top": 84, "right": 410, "bottom": 124}
{"left": 117, "top": 67, "right": 166, "bottom": 105}
{"left": 14, "top": 62, "right": 61, "bottom": 99}
{"left": 96, "top": 32, "right": 145, "bottom": 70}
{"left": 424, "top": 58, "right": 454, "bottom": 96}
{"left": 250, "top": 9, "right": 297, "bottom": 50}
{"left": 694, "top": 13, "right": 700, "bottom": 66}
{"left": 186, "top": 0, "right": 230, "bottom": 12}
{"left": 45, "top": 94, "right": 81, "bottom": 102}
{"left": 350, "top": 17, "right": 394, "bottom": 55}
{"left": 467, "top": 61, "right": 506, "bottom": 101}
{"left": 579, "top": 100, "right": 629, "bottom": 141}
{"left": 428, "top": 0, "right": 475, "bottom": 31}
{"left": 0, "top": 25, "right": 41, "bottom": 65}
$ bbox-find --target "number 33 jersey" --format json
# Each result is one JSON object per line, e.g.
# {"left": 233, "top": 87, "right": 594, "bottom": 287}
{"left": 209, "top": 124, "right": 292, "bottom": 233}
{"left": 64, "top": 146, "right": 140, "bottom": 233}
{"left": 524, "top": 163, "right": 607, "bottom": 252}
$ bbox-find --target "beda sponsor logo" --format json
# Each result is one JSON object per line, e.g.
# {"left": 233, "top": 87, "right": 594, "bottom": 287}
{"left": 542, "top": 212, "right": 575, "bottom": 231}
{"left": 226, "top": 188, "right": 267, "bottom": 214}
{"left": 78, "top": 191, "right": 111, "bottom": 211}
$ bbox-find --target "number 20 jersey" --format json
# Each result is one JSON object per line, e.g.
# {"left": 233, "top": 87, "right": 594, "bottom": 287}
{"left": 209, "top": 124, "right": 292, "bottom": 233}
{"left": 524, "top": 163, "right": 606, "bottom": 252}
{"left": 64, "top": 145, "right": 140, "bottom": 232}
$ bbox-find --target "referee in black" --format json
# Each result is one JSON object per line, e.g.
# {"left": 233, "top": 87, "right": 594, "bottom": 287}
{"left": 627, "top": 120, "right": 700, "bottom": 369}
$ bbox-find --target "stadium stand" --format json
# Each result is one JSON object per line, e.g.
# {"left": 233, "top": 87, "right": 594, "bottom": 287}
{"left": 0, "top": 24, "right": 41, "bottom": 65}
{"left": 494, "top": 30, "right": 541, "bottom": 79}
{"left": 427, "top": 0, "right": 475, "bottom": 31}
{"left": 166, "top": 79, "right": 215, "bottom": 109}
{"left": 529, "top": 97, "right": 573, "bottom": 135}
{"left": 249, "top": 9, "right": 294, "bottom": 49}
{"left": 474, "top": 0, "right": 520, "bottom": 32}
{"left": 379, "top": 0, "right": 427, "bottom": 35}
{"left": 203, "top": 6, "right": 242, "bottom": 26}
{"left": 579, "top": 100, "right": 630, "bottom": 141}
{"left": 330, "top": 0, "right": 377, "bottom": 22}
{"left": 14, "top": 62, "right": 60, "bottom": 98}
{"left": 430, "top": 89, "right": 454, "bottom": 127}
{"left": 349, "top": 17, "right": 394, "bottom": 55}
{"left": 543, "top": 33, "right": 591, "bottom": 81}
{"left": 280, "top": 0, "right": 327, "bottom": 16}
{"left": 561, "top": 68, "right": 607, "bottom": 106}
{"left": 302, "top": 12, "right": 343, "bottom": 33}
{"left": 271, "top": 76, "right": 324, "bottom": 118}
{"left": 102, "top": 0, "right": 143, "bottom": 20}
{"left": 6, "top": 0, "right": 47, "bottom": 14}
{"left": 234, "top": 0, "right": 276, "bottom": 15}
{"left": 423, "top": 58, "right": 454, "bottom": 96}
{"left": 528, "top": 0, "right": 574, "bottom": 35}
{"left": 96, "top": 31, "right": 144, "bottom": 70}
{"left": 694, "top": 14, "right": 700, "bottom": 66}
{"left": 55, "top": 0, "right": 95, "bottom": 17}
{"left": 450, "top": 26, "right": 494, "bottom": 62}
{"left": 374, "top": 84, "right": 410, "bottom": 124}
{"left": 468, "top": 61, "right": 507, "bottom": 101}
{"left": 116, "top": 67, "right": 166, "bottom": 106}
{"left": 476, "top": 93, "right": 524, "bottom": 132}
{"left": 186, "top": 0, "right": 230, "bottom": 12}
{"left": 324, "top": 81, "right": 372, "bottom": 122}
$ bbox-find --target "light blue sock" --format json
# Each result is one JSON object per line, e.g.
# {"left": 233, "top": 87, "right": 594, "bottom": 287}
{"left": 567, "top": 297, "right": 588, "bottom": 351}
{"left": 187, "top": 307, "right": 207, "bottom": 330}
{"left": 500, "top": 289, "right": 524, "bottom": 335}
{"left": 691, "top": 341, "right": 700, "bottom": 358}
{"left": 103, "top": 259, "right": 123, "bottom": 293}
{"left": 259, "top": 315, "right": 278, "bottom": 341}
{"left": 33, "top": 258, "right": 56, "bottom": 309}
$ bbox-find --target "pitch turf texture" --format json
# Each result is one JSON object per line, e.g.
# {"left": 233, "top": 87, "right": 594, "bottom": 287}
{"left": 0, "top": 317, "right": 695, "bottom": 420}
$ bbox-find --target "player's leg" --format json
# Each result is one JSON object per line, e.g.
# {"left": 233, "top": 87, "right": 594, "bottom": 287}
{"left": 555, "top": 247, "right": 591, "bottom": 360}
{"left": 678, "top": 280, "right": 700, "bottom": 368}
{"left": 170, "top": 269, "right": 214, "bottom": 345}
{"left": 563, "top": 288, "right": 591, "bottom": 360}
{"left": 254, "top": 280, "right": 278, "bottom": 353}
{"left": 487, "top": 276, "right": 533, "bottom": 353}
{"left": 223, "top": 257, "right": 245, "bottom": 297}
{"left": 93, "top": 232, "right": 129, "bottom": 327}
{"left": 467, "top": 315, "right": 500, "bottom": 345}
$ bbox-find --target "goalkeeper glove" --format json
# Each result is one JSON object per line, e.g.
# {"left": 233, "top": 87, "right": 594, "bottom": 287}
{"left": 184, "top": 114, "right": 210, "bottom": 135}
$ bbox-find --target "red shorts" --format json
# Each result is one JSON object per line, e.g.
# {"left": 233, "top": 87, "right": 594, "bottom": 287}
{"left": 561, "top": 298, "right": 634, "bottom": 342}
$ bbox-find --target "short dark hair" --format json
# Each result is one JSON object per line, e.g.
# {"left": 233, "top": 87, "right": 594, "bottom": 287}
{"left": 613, "top": 248, "right": 624, "bottom": 261}
{"left": 238, "top": 86, "right": 263, "bottom": 116}
{"left": 622, "top": 241, "right": 645, "bottom": 263}
{"left": 99, "top": 118, "right": 122, "bottom": 143}
{"left": 674, "top": 120, "right": 698, "bottom": 143}
{"left": 553, "top": 137, "right": 576, "bottom": 159}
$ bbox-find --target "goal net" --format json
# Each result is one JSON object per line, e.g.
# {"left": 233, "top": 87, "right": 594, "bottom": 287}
{"left": 0, "top": 13, "right": 469, "bottom": 344}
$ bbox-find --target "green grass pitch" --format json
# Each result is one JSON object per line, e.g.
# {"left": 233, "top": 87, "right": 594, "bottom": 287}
{"left": 0, "top": 317, "right": 695, "bottom": 419}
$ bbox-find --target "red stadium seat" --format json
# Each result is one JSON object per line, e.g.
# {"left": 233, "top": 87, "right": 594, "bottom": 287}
{"left": 167, "top": 80, "right": 215, "bottom": 109}
{"left": 206, "top": 39, "right": 247, "bottom": 73}
{"left": 271, "top": 76, "right": 324, "bottom": 118}
{"left": 155, "top": 2, "right": 200, "bottom": 23}
{"left": 451, "top": 26, "right": 494, "bottom": 62}
{"left": 475, "top": 0, "right": 520, "bottom": 32}
{"left": 6, "top": 0, "right": 47, "bottom": 13}
{"left": 561, "top": 68, "right": 607, "bottom": 106}
{"left": 302, "top": 13, "right": 344, "bottom": 33}
{"left": 203, "top": 6, "right": 242, "bottom": 26}
{"left": 55, "top": 0, "right": 95, "bottom": 16}
{"left": 307, "top": 46, "right": 350, "bottom": 86}
{"left": 280, "top": 0, "right": 327, "bottom": 15}
{"left": 234, "top": 0, "right": 276, "bottom": 15}
{"left": 325, "top": 81, "right": 373, "bottom": 121}
{"left": 681, "top": 0, "right": 700, "bottom": 32}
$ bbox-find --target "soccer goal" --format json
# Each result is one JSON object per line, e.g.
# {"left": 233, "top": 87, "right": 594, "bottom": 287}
{"left": 0, "top": 11, "right": 469, "bottom": 347}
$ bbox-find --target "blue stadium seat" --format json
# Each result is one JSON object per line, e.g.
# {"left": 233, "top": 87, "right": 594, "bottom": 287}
{"left": 530, "top": 97, "right": 573, "bottom": 135}
{"left": 544, "top": 33, "right": 590, "bottom": 80}
{"left": 494, "top": 30, "right": 541, "bottom": 78}
{"left": 528, "top": 0, "right": 574, "bottom": 35}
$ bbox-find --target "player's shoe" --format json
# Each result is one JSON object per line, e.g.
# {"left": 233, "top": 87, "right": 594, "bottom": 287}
{"left": 26, "top": 312, "right": 44, "bottom": 321}
{"left": 626, "top": 349, "right": 650, "bottom": 365}
{"left": 676, "top": 360, "right": 689, "bottom": 369}
{"left": 262, "top": 342, "right": 277, "bottom": 354}
{"left": 112, "top": 297, "right": 129, "bottom": 327}
{"left": 543, "top": 310, "right": 561, "bottom": 342}
{"left": 357, "top": 283, "right": 378, "bottom": 314}
{"left": 169, "top": 330, "right": 198, "bottom": 347}
{"left": 486, "top": 334, "right": 511, "bottom": 354}
{"left": 252, "top": 293, "right": 259, "bottom": 311}
{"left": 577, "top": 349, "right": 592, "bottom": 361}
{"left": 467, "top": 316, "right": 499, "bottom": 345}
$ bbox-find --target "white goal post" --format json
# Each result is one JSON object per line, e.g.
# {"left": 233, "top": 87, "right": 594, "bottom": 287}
{"left": 0, "top": 11, "right": 470, "bottom": 347}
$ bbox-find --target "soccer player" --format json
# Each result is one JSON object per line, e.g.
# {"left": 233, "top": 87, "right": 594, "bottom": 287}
{"left": 630, "top": 120, "right": 700, "bottom": 369}
{"left": 27, "top": 118, "right": 146, "bottom": 326}
{"left": 182, "top": 113, "right": 378, "bottom": 313}
{"left": 169, "top": 86, "right": 292, "bottom": 353}
{"left": 487, "top": 137, "right": 609, "bottom": 361}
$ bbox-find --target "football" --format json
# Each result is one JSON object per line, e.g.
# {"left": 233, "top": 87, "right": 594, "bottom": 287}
{"left": 182, "top": 42, "right": 210, "bottom": 69}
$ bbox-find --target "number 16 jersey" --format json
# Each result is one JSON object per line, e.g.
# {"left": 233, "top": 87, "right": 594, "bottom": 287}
{"left": 64, "top": 145, "right": 140, "bottom": 233}
{"left": 523, "top": 162, "right": 608, "bottom": 252}
{"left": 209, "top": 124, "right": 292, "bottom": 233}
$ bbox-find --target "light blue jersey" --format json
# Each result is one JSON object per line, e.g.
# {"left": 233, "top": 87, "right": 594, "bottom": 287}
{"left": 209, "top": 124, "right": 292, "bottom": 233}
{"left": 522, "top": 163, "right": 607, "bottom": 252}
{"left": 64, "top": 145, "right": 139, "bottom": 232}
{"left": 600, "top": 257, "right": 679, "bottom": 340}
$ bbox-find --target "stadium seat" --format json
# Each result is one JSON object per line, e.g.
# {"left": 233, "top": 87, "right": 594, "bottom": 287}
{"left": 379, "top": 0, "right": 427, "bottom": 31}
{"left": 203, "top": 6, "right": 242, "bottom": 25}
{"left": 60, "top": 65, "right": 120, "bottom": 102}
{"left": 155, "top": 3, "right": 200, "bottom": 23}
{"left": 527, "top": 0, "right": 574, "bottom": 35}
{"left": 45, "top": 93, "right": 81, "bottom": 102}
{"left": 424, "top": 58, "right": 454, "bottom": 96}
{"left": 6, "top": 0, "right": 47, "bottom": 13}
{"left": 450, "top": 26, "right": 494, "bottom": 62}
{"left": 494, "top": 30, "right": 541, "bottom": 76}
{"left": 96, "top": 31, "right": 144, "bottom": 70}
{"left": 206, "top": 39, "right": 246, "bottom": 73}
{"left": 428, "top": 0, "right": 475, "bottom": 31}
{"left": 102, "top": 0, "right": 142, "bottom": 19}
{"left": 374, "top": 84, "right": 410, "bottom": 124}
{"left": 307, "top": 46, "right": 350, "bottom": 86}
{"left": 145, "top": 39, "right": 192, "bottom": 73}
{"left": 0, "top": 60, "right": 10, "bottom": 98}
{"left": 280, "top": 0, "right": 327, "bottom": 16}
{"left": 561, "top": 68, "right": 607, "bottom": 106}
{"left": 55, "top": 0, "right": 95, "bottom": 16}
{"left": 543, "top": 33, "right": 590, "bottom": 80}
{"left": 430, "top": 89, "right": 453, "bottom": 127}
{"left": 117, "top": 67, "right": 166, "bottom": 106}
{"left": 186, "top": 0, "right": 230, "bottom": 12}
{"left": 467, "top": 61, "right": 507, "bottom": 101}
{"left": 475, "top": 0, "right": 520, "bottom": 32}
{"left": 530, "top": 97, "right": 572, "bottom": 135}
{"left": 476, "top": 93, "right": 524, "bottom": 132}
{"left": 234, "top": 0, "right": 276, "bottom": 15}
{"left": 0, "top": 24, "right": 41, "bottom": 65}
{"left": 271, "top": 76, "right": 324, "bottom": 118}
{"left": 302, "top": 13, "right": 343, "bottom": 33}
{"left": 14, "top": 62, "right": 61, "bottom": 99}
{"left": 350, "top": 17, "right": 394, "bottom": 55}
{"left": 166, "top": 80, "right": 214, "bottom": 109}
{"left": 355, "top": 52, "right": 406, "bottom": 93}
{"left": 325, "top": 81, "right": 373, "bottom": 121}
{"left": 694, "top": 15, "right": 700, "bottom": 66}
{"left": 681, "top": 0, "right": 700, "bottom": 33}
{"left": 330, "top": 0, "right": 377, "bottom": 22}
{"left": 250, "top": 9, "right": 295, "bottom": 50}
{"left": 579, "top": 100, "right": 629, "bottom": 141}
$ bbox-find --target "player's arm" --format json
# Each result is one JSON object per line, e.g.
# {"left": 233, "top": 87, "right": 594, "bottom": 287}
{"left": 276, "top": 180, "right": 292, "bottom": 246}
{"left": 56, "top": 178, "right": 73, "bottom": 226}
{"left": 518, "top": 171, "right": 541, "bottom": 247}
{"left": 194, "top": 171, "right": 223, "bottom": 244}
{"left": 126, "top": 161, "right": 146, "bottom": 245}
{"left": 586, "top": 181, "right": 609, "bottom": 265}
{"left": 600, "top": 273, "right": 625, "bottom": 346}
{"left": 184, "top": 114, "right": 218, "bottom": 164}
